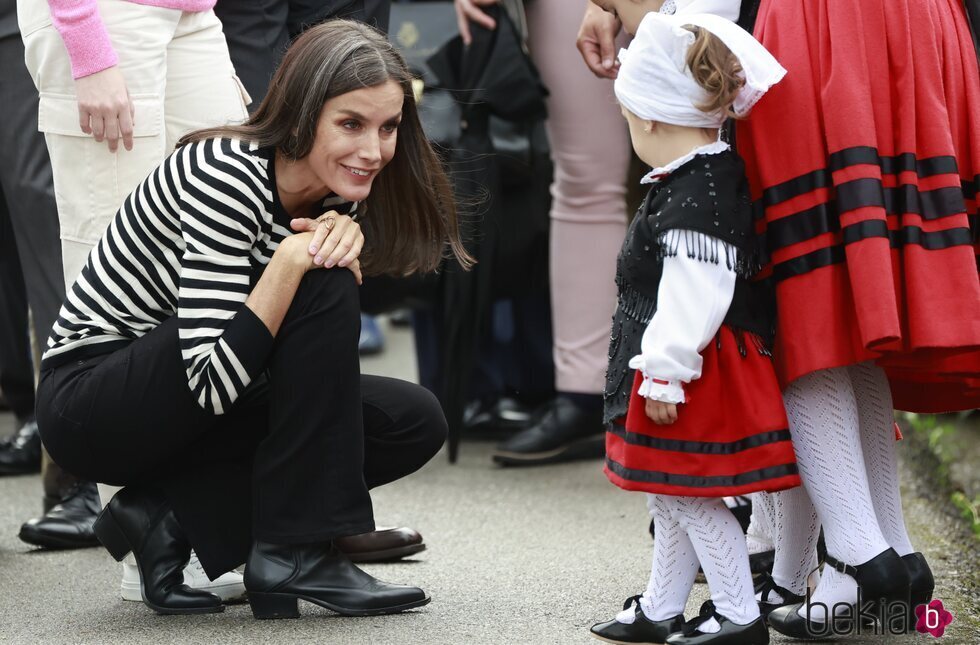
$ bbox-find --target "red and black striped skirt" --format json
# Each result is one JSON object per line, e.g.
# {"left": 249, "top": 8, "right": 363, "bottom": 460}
{"left": 605, "top": 326, "right": 801, "bottom": 498}
{"left": 736, "top": 0, "right": 980, "bottom": 412}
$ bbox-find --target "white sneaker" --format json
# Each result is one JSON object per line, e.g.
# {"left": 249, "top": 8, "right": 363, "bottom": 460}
{"left": 120, "top": 551, "right": 246, "bottom": 602}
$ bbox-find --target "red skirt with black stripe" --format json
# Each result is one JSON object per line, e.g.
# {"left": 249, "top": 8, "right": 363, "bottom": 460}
{"left": 605, "top": 326, "right": 801, "bottom": 498}
{"left": 736, "top": 0, "right": 980, "bottom": 412}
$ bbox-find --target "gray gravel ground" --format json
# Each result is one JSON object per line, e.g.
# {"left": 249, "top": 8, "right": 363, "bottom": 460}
{"left": 0, "top": 319, "right": 976, "bottom": 644}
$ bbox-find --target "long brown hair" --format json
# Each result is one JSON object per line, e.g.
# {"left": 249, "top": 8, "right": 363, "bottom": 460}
{"left": 179, "top": 19, "right": 471, "bottom": 276}
{"left": 684, "top": 26, "right": 745, "bottom": 119}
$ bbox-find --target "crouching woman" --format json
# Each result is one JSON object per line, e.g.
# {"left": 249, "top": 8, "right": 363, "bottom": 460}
{"left": 35, "top": 20, "right": 469, "bottom": 619}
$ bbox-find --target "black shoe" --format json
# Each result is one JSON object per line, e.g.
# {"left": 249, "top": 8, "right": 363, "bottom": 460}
{"left": 244, "top": 540, "right": 430, "bottom": 619}
{"left": 464, "top": 396, "right": 537, "bottom": 439}
{"left": 754, "top": 572, "right": 804, "bottom": 620}
{"left": 0, "top": 419, "right": 41, "bottom": 476}
{"left": 903, "top": 552, "right": 934, "bottom": 629}
{"left": 729, "top": 496, "right": 752, "bottom": 533}
{"left": 768, "top": 548, "right": 911, "bottom": 638}
{"left": 590, "top": 595, "right": 684, "bottom": 644}
{"left": 492, "top": 396, "right": 604, "bottom": 466}
{"left": 93, "top": 487, "right": 223, "bottom": 615}
{"left": 19, "top": 481, "right": 101, "bottom": 549}
{"left": 666, "top": 602, "right": 769, "bottom": 645}
{"left": 749, "top": 549, "right": 775, "bottom": 577}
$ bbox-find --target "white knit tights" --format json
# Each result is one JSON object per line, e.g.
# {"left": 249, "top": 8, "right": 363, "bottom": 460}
{"left": 746, "top": 492, "right": 774, "bottom": 555}
{"left": 628, "top": 494, "right": 759, "bottom": 632}
{"left": 783, "top": 363, "right": 913, "bottom": 619}
{"left": 849, "top": 362, "right": 915, "bottom": 557}
{"left": 766, "top": 486, "right": 821, "bottom": 599}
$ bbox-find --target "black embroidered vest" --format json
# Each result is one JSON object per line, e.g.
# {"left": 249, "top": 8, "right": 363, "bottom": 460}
{"left": 603, "top": 151, "right": 774, "bottom": 423}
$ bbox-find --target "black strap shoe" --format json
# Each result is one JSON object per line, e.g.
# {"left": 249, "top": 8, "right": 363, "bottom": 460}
{"left": 0, "top": 419, "right": 42, "bottom": 476}
{"left": 754, "top": 572, "right": 804, "bottom": 620}
{"left": 19, "top": 480, "right": 101, "bottom": 549}
{"left": 666, "top": 602, "right": 769, "bottom": 645}
{"left": 492, "top": 396, "right": 604, "bottom": 466}
{"left": 244, "top": 540, "right": 430, "bottom": 619}
{"left": 768, "top": 548, "right": 911, "bottom": 638}
{"left": 590, "top": 595, "right": 684, "bottom": 644}
{"left": 93, "top": 487, "right": 223, "bottom": 615}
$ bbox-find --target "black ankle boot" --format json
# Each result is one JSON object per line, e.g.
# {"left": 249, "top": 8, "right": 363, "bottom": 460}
{"left": 666, "top": 602, "right": 769, "bottom": 645}
{"left": 903, "top": 552, "right": 934, "bottom": 628}
{"left": 768, "top": 548, "right": 911, "bottom": 638}
{"left": 93, "top": 487, "right": 223, "bottom": 615}
{"left": 589, "top": 595, "right": 684, "bottom": 644}
{"left": 754, "top": 572, "right": 804, "bottom": 620}
{"left": 244, "top": 540, "right": 429, "bottom": 619}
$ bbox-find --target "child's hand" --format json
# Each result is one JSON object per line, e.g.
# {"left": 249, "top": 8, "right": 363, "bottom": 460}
{"left": 645, "top": 399, "right": 678, "bottom": 425}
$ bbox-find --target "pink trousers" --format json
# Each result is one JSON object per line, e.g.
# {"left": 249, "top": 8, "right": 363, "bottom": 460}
{"left": 527, "top": 0, "right": 631, "bottom": 394}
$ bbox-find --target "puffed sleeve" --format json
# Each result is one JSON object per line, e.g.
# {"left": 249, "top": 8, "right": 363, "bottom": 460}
{"left": 627, "top": 230, "right": 736, "bottom": 403}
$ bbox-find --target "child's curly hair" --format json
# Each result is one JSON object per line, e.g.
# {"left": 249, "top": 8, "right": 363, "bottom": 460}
{"left": 685, "top": 26, "right": 745, "bottom": 118}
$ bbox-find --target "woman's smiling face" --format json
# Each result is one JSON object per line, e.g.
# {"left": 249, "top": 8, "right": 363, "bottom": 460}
{"left": 306, "top": 80, "right": 404, "bottom": 202}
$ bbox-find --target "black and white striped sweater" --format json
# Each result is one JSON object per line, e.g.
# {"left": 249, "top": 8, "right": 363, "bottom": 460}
{"left": 41, "top": 138, "right": 354, "bottom": 415}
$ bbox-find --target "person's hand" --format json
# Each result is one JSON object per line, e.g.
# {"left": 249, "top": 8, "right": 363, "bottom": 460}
{"left": 74, "top": 66, "right": 135, "bottom": 152}
{"left": 454, "top": 0, "right": 499, "bottom": 46}
{"left": 645, "top": 398, "right": 678, "bottom": 425}
{"left": 577, "top": 2, "right": 622, "bottom": 79}
{"left": 290, "top": 212, "right": 364, "bottom": 278}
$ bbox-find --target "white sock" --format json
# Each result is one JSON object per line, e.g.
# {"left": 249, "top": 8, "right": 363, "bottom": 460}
{"left": 783, "top": 367, "right": 891, "bottom": 620}
{"left": 661, "top": 495, "right": 760, "bottom": 630}
{"left": 746, "top": 493, "right": 775, "bottom": 555}
{"left": 770, "top": 486, "right": 821, "bottom": 598}
{"left": 849, "top": 362, "right": 915, "bottom": 557}
{"left": 628, "top": 494, "right": 699, "bottom": 624}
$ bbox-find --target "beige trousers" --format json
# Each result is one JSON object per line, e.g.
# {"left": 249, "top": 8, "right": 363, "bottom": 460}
{"left": 527, "top": 0, "right": 631, "bottom": 395}
{"left": 18, "top": 0, "right": 248, "bottom": 507}
{"left": 18, "top": 0, "right": 250, "bottom": 284}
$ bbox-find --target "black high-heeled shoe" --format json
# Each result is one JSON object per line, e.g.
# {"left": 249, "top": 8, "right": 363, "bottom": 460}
{"left": 903, "top": 552, "right": 935, "bottom": 629}
{"left": 589, "top": 595, "right": 684, "bottom": 644}
{"left": 768, "top": 548, "right": 910, "bottom": 638}
{"left": 754, "top": 572, "right": 804, "bottom": 620}
{"left": 93, "top": 487, "right": 223, "bottom": 615}
{"left": 244, "top": 540, "right": 429, "bottom": 619}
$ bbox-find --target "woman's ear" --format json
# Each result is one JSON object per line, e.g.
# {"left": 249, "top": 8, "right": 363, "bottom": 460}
{"left": 643, "top": 120, "right": 656, "bottom": 134}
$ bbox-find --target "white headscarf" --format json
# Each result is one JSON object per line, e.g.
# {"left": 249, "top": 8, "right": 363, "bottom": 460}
{"left": 614, "top": 10, "right": 786, "bottom": 128}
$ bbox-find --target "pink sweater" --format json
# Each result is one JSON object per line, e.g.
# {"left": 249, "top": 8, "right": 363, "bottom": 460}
{"left": 49, "top": 0, "right": 217, "bottom": 79}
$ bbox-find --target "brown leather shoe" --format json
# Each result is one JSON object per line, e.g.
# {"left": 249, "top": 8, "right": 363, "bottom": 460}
{"left": 335, "top": 526, "right": 425, "bottom": 563}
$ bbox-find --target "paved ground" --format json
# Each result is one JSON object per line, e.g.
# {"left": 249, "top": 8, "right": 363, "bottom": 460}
{"left": 0, "top": 319, "right": 977, "bottom": 644}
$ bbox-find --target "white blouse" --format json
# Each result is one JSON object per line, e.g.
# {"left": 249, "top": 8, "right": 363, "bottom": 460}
{"left": 628, "top": 140, "right": 738, "bottom": 404}
{"left": 628, "top": 233, "right": 736, "bottom": 404}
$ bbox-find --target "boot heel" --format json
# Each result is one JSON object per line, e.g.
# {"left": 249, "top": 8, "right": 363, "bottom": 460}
{"left": 249, "top": 592, "right": 300, "bottom": 619}
{"left": 93, "top": 508, "right": 131, "bottom": 561}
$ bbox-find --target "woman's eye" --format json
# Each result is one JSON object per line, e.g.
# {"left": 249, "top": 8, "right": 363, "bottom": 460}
{"left": 342, "top": 120, "right": 360, "bottom": 130}
{"left": 381, "top": 123, "right": 399, "bottom": 134}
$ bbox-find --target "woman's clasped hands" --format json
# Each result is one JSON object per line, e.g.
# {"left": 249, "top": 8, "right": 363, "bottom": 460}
{"left": 287, "top": 212, "right": 364, "bottom": 283}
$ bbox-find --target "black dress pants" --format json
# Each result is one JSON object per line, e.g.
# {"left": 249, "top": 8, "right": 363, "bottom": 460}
{"left": 215, "top": 0, "right": 392, "bottom": 107}
{"left": 36, "top": 268, "right": 446, "bottom": 578}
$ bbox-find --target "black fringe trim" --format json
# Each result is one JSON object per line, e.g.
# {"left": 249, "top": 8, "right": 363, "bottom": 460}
{"left": 719, "top": 326, "right": 773, "bottom": 358}
{"left": 615, "top": 284, "right": 658, "bottom": 324}
{"left": 654, "top": 230, "right": 762, "bottom": 278}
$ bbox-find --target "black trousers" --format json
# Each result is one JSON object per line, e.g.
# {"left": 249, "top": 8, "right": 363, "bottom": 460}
{"left": 0, "top": 27, "right": 66, "bottom": 424}
{"left": 215, "top": 0, "right": 392, "bottom": 106}
{"left": 36, "top": 268, "right": 446, "bottom": 577}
